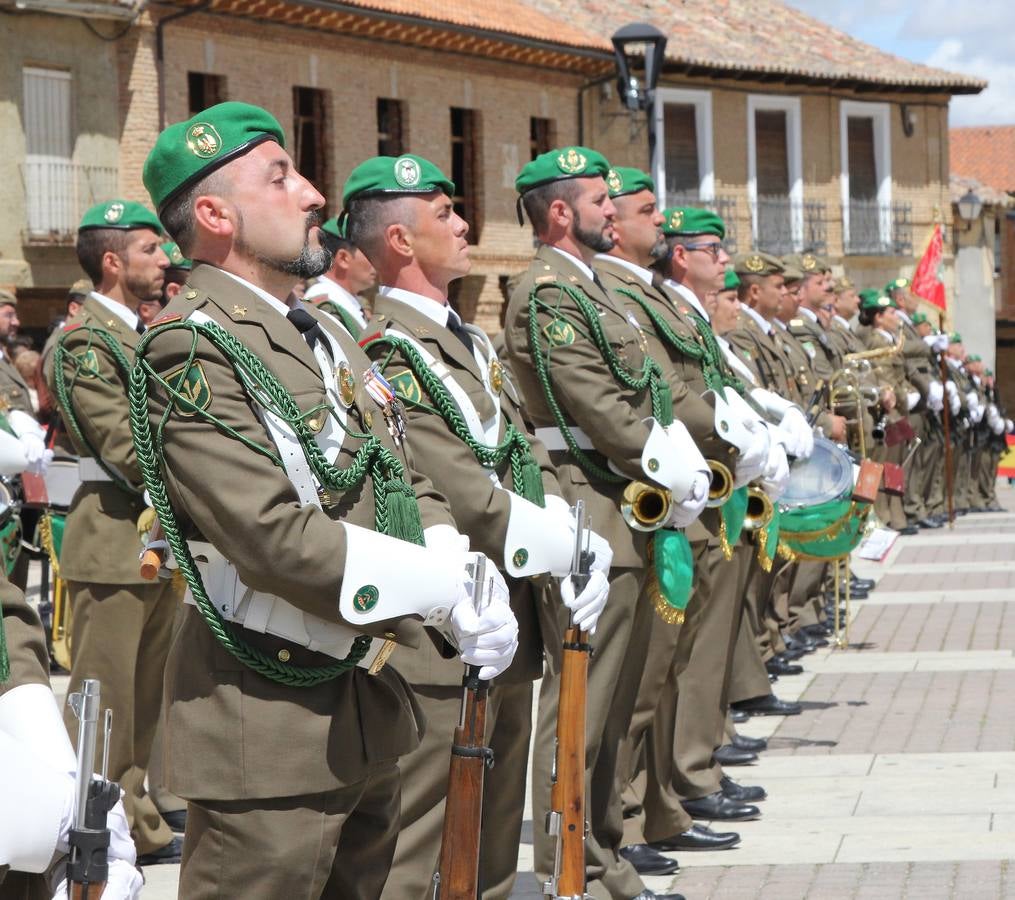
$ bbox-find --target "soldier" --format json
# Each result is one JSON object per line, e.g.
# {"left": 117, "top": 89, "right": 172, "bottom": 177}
{"left": 346, "top": 154, "right": 611, "bottom": 899}
{"left": 140, "top": 101, "right": 517, "bottom": 897}
{"left": 43, "top": 200, "right": 181, "bottom": 864}
{"left": 827, "top": 277, "right": 865, "bottom": 358}
{"left": 303, "top": 215, "right": 374, "bottom": 336}
{"left": 593, "top": 182, "right": 773, "bottom": 861}
{"left": 0, "top": 291, "right": 34, "bottom": 415}
{"left": 980, "top": 367, "right": 1011, "bottom": 511}
{"left": 944, "top": 333, "right": 978, "bottom": 515}
{"left": 504, "top": 146, "right": 705, "bottom": 900}
{"left": 783, "top": 254, "right": 836, "bottom": 379}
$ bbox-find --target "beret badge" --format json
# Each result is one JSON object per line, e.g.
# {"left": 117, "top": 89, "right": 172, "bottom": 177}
{"left": 186, "top": 123, "right": 222, "bottom": 159}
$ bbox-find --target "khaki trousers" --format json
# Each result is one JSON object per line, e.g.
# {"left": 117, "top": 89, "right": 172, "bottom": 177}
{"left": 180, "top": 765, "right": 400, "bottom": 900}
{"left": 62, "top": 579, "right": 178, "bottom": 855}
{"left": 532, "top": 567, "right": 647, "bottom": 900}
{"left": 727, "top": 599, "right": 773, "bottom": 705}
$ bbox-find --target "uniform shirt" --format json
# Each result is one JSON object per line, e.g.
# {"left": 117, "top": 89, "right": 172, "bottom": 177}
{"left": 305, "top": 275, "right": 369, "bottom": 331}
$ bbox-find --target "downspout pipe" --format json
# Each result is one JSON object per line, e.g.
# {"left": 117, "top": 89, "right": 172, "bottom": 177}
{"left": 155, "top": 0, "right": 210, "bottom": 128}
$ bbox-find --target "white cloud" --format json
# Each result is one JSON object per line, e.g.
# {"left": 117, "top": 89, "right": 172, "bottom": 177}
{"left": 925, "top": 39, "right": 1015, "bottom": 127}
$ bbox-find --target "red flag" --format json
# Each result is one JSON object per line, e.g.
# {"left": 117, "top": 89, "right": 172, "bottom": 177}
{"left": 911, "top": 224, "right": 946, "bottom": 310}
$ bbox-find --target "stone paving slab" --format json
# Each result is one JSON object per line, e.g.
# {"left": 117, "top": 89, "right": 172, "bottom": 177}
{"left": 848, "top": 601, "right": 1015, "bottom": 653}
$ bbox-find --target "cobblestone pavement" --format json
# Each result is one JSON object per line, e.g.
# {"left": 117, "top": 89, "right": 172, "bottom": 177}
{"left": 51, "top": 486, "right": 1015, "bottom": 899}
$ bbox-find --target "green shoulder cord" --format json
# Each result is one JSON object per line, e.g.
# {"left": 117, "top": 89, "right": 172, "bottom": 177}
{"left": 52, "top": 326, "right": 142, "bottom": 496}
{"left": 319, "top": 302, "right": 363, "bottom": 341}
{"left": 362, "top": 335, "right": 545, "bottom": 507}
{"left": 528, "top": 282, "right": 672, "bottom": 483}
{"left": 130, "top": 318, "right": 426, "bottom": 687}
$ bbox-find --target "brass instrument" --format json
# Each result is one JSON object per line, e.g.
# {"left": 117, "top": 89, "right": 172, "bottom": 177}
{"left": 830, "top": 336, "right": 905, "bottom": 457}
{"left": 621, "top": 481, "right": 671, "bottom": 531}
{"left": 741, "top": 486, "right": 773, "bottom": 532}
{"left": 706, "top": 460, "right": 734, "bottom": 508}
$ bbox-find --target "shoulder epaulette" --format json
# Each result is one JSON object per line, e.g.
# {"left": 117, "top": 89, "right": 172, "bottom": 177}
{"left": 63, "top": 322, "right": 83, "bottom": 333}
{"left": 151, "top": 313, "right": 182, "bottom": 327}
{"left": 789, "top": 318, "right": 804, "bottom": 327}
{"left": 535, "top": 275, "right": 558, "bottom": 285}
{"left": 359, "top": 331, "right": 383, "bottom": 347}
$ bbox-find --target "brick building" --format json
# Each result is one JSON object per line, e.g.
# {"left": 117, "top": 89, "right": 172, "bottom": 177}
{"left": 0, "top": 0, "right": 984, "bottom": 339}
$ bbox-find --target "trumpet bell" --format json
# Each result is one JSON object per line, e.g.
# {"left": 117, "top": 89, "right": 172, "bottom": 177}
{"left": 706, "top": 460, "right": 734, "bottom": 508}
{"left": 742, "top": 486, "right": 774, "bottom": 532}
{"left": 621, "top": 481, "right": 671, "bottom": 532}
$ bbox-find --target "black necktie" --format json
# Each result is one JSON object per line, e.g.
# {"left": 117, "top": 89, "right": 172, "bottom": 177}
{"left": 287, "top": 307, "right": 326, "bottom": 353}
{"left": 447, "top": 315, "right": 474, "bottom": 355}
{"left": 134, "top": 320, "right": 145, "bottom": 335}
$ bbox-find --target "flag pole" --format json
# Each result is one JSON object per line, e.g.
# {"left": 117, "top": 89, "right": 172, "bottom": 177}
{"left": 939, "top": 310, "right": 955, "bottom": 529}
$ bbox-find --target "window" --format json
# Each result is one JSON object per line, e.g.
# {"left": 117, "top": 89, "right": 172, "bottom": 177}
{"left": 839, "top": 101, "right": 892, "bottom": 254}
{"left": 747, "top": 95, "right": 803, "bottom": 253}
{"left": 653, "top": 88, "right": 713, "bottom": 206}
{"left": 377, "top": 98, "right": 406, "bottom": 156}
{"left": 450, "top": 107, "right": 481, "bottom": 243}
{"left": 530, "top": 117, "right": 555, "bottom": 160}
{"left": 23, "top": 67, "right": 73, "bottom": 238}
{"left": 293, "top": 87, "right": 329, "bottom": 198}
{"left": 187, "top": 72, "right": 226, "bottom": 117}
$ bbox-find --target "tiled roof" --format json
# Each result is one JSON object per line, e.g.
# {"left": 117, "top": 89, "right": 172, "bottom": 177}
{"left": 950, "top": 175, "right": 1012, "bottom": 208}
{"left": 520, "top": 0, "right": 984, "bottom": 93}
{"left": 951, "top": 126, "right": 1015, "bottom": 193}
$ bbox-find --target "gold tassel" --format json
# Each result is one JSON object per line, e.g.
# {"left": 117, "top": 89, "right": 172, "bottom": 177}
{"left": 646, "top": 567, "right": 685, "bottom": 625}
{"left": 719, "top": 516, "right": 733, "bottom": 561}
{"left": 756, "top": 527, "right": 772, "bottom": 572}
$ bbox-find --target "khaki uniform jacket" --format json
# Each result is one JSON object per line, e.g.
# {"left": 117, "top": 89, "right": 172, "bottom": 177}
{"left": 787, "top": 313, "right": 836, "bottom": 378}
{"left": 727, "top": 312, "right": 802, "bottom": 402}
{"left": 0, "top": 355, "right": 33, "bottom": 415}
{"left": 0, "top": 576, "right": 49, "bottom": 697}
{"left": 43, "top": 296, "right": 148, "bottom": 585}
{"left": 899, "top": 317, "right": 936, "bottom": 405}
{"left": 356, "top": 293, "right": 560, "bottom": 686}
{"left": 826, "top": 317, "right": 866, "bottom": 360}
{"left": 141, "top": 264, "right": 456, "bottom": 800}
{"left": 503, "top": 245, "right": 661, "bottom": 570}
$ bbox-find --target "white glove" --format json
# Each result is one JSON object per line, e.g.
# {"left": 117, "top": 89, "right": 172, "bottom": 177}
{"left": 906, "top": 390, "right": 921, "bottom": 411}
{"left": 586, "top": 528, "right": 613, "bottom": 576}
{"left": 19, "top": 431, "right": 52, "bottom": 475}
{"left": 950, "top": 392, "right": 961, "bottom": 416}
{"left": 776, "top": 406, "right": 814, "bottom": 459}
{"left": 935, "top": 333, "right": 949, "bottom": 352}
{"left": 731, "top": 416, "right": 770, "bottom": 487}
{"left": 451, "top": 559, "right": 518, "bottom": 680}
{"left": 945, "top": 380, "right": 958, "bottom": 399}
{"left": 966, "top": 390, "right": 978, "bottom": 409}
{"left": 973, "top": 405, "right": 985, "bottom": 424}
{"left": 991, "top": 415, "right": 1005, "bottom": 435}
{"left": 424, "top": 523, "right": 470, "bottom": 556}
{"left": 1006, "top": 419, "right": 1014, "bottom": 434}
{"left": 927, "top": 380, "right": 944, "bottom": 413}
{"left": 759, "top": 441, "right": 790, "bottom": 500}
{"left": 664, "top": 469, "right": 709, "bottom": 529}
{"left": 560, "top": 568, "right": 609, "bottom": 634}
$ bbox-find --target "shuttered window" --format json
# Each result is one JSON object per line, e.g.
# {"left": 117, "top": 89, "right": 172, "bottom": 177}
{"left": 755, "top": 109, "right": 789, "bottom": 196}
{"left": 847, "top": 117, "right": 878, "bottom": 200}
{"left": 663, "top": 103, "right": 699, "bottom": 199}
{"left": 23, "top": 67, "right": 74, "bottom": 237}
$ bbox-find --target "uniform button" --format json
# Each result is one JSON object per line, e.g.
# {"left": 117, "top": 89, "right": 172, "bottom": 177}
{"left": 307, "top": 415, "right": 323, "bottom": 432}
{"left": 185, "top": 290, "right": 198, "bottom": 300}
{"left": 364, "top": 410, "right": 374, "bottom": 428}
{"left": 277, "top": 648, "right": 291, "bottom": 663}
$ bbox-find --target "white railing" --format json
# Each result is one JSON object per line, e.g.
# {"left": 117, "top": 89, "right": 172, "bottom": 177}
{"left": 21, "top": 159, "right": 119, "bottom": 240}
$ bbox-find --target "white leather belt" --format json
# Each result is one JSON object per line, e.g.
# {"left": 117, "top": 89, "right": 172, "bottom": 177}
{"left": 534, "top": 425, "right": 594, "bottom": 452}
{"left": 78, "top": 457, "right": 113, "bottom": 483}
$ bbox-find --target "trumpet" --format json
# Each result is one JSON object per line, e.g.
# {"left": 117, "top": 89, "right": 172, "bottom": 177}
{"left": 741, "top": 486, "right": 774, "bottom": 532}
{"left": 706, "top": 459, "right": 734, "bottom": 508}
{"left": 621, "top": 481, "right": 671, "bottom": 531}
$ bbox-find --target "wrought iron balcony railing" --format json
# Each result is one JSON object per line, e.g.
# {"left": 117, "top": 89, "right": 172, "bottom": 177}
{"left": 21, "top": 160, "right": 118, "bottom": 242}
{"left": 843, "top": 199, "right": 913, "bottom": 257}
{"left": 749, "top": 196, "right": 828, "bottom": 256}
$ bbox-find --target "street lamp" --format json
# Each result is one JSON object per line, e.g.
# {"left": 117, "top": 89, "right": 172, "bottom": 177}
{"left": 611, "top": 22, "right": 667, "bottom": 174}
{"left": 957, "top": 188, "right": 983, "bottom": 231}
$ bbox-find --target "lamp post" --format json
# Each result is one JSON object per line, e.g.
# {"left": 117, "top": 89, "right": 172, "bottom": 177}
{"left": 957, "top": 188, "right": 983, "bottom": 232}
{"left": 611, "top": 22, "right": 667, "bottom": 179}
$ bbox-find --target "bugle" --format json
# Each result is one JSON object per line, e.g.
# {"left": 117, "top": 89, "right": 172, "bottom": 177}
{"left": 741, "top": 486, "right": 773, "bottom": 533}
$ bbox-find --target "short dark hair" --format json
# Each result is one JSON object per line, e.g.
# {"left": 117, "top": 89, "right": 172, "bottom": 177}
{"left": 160, "top": 169, "right": 226, "bottom": 257}
{"left": 347, "top": 195, "right": 415, "bottom": 262}
{"left": 520, "top": 178, "right": 583, "bottom": 235}
{"left": 75, "top": 228, "right": 133, "bottom": 284}
{"left": 736, "top": 273, "right": 765, "bottom": 302}
{"left": 858, "top": 306, "right": 882, "bottom": 328}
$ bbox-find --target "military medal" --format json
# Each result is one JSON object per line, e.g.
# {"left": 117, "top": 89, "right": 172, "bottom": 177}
{"left": 363, "top": 363, "right": 407, "bottom": 447}
{"left": 489, "top": 358, "right": 504, "bottom": 394}
{"left": 337, "top": 361, "right": 356, "bottom": 408}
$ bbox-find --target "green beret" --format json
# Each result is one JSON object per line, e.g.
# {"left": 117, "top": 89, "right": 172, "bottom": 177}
{"left": 723, "top": 269, "right": 741, "bottom": 291}
{"left": 734, "top": 251, "right": 783, "bottom": 277}
{"left": 859, "top": 291, "right": 897, "bottom": 312}
{"left": 343, "top": 154, "right": 454, "bottom": 207}
{"left": 0, "top": 289, "right": 16, "bottom": 308}
{"left": 144, "top": 101, "right": 285, "bottom": 214}
{"left": 161, "top": 241, "right": 192, "bottom": 270}
{"left": 949, "top": 332, "right": 963, "bottom": 344}
{"left": 885, "top": 276, "right": 910, "bottom": 295}
{"left": 660, "top": 207, "right": 725, "bottom": 239}
{"left": 967, "top": 354, "right": 982, "bottom": 362}
{"left": 69, "top": 278, "right": 93, "bottom": 298}
{"left": 78, "top": 200, "right": 163, "bottom": 234}
{"left": 606, "top": 166, "right": 654, "bottom": 198}
{"left": 910, "top": 311, "right": 929, "bottom": 325}
{"left": 986, "top": 368, "right": 994, "bottom": 376}
{"left": 515, "top": 146, "right": 610, "bottom": 195}
{"left": 321, "top": 216, "right": 348, "bottom": 241}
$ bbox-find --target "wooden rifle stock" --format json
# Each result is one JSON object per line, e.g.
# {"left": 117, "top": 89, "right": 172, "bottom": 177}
{"left": 544, "top": 500, "right": 593, "bottom": 900}
{"left": 139, "top": 517, "right": 166, "bottom": 581}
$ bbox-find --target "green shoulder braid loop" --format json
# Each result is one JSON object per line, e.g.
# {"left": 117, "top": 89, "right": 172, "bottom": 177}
{"left": 362, "top": 334, "right": 545, "bottom": 507}
{"left": 130, "top": 317, "right": 426, "bottom": 687}
{"left": 53, "top": 325, "right": 143, "bottom": 495}
{"left": 528, "top": 281, "right": 672, "bottom": 483}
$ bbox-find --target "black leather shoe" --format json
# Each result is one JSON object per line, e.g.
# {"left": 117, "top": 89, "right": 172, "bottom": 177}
{"left": 780, "top": 645, "right": 806, "bottom": 661}
{"left": 713, "top": 744, "right": 757, "bottom": 766}
{"left": 898, "top": 525, "right": 919, "bottom": 535}
{"left": 731, "top": 708, "right": 749, "bottom": 723}
{"left": 794, "top": 630, "right": 829, "bottom": 648}
{"left": 721, "top": 774, "right": 767, "bottom": 802}
{"left": 850, "top": 575, "right": 876, "bottom": 591}
{"left": 630, "top": 891, "right": 686, "bottom": 900}
{"left": 618, "top": 843, "right": 680, "bottom": 876}
{"left": 783, "top": 632, "right": 816, "bottom": 654}
{"left": 766, "top": 655, "right": 803, "bottom": 677}
{"left": 801, "top": 623, "right": 834, "bottom": 639}
{"left": 138, "top": 836, "right": 183, "bottom": 866}
{"left": 732, "top": 694, "right": 802, "bottom": 716}
{"left": 731, "top": 733, "right": 767, "bottom": 752}
{"left": 917, "top": 517, "right": 943, "bottom": 529}
{"left": 681, "top": 790, "right": 761, "bottom": 821}
{"left": 650, "top": 823, "right": 741, "bottom": 852}
{"left": 161, "top": 809, "right": 187, "bottom": 833}
{"left": 768, "top": 672, "right": 778, "bottom": 683}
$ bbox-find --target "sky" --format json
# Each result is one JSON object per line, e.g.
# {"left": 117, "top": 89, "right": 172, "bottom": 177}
{"left": 784, "top": 0, "right": 1014, "bottom": 127}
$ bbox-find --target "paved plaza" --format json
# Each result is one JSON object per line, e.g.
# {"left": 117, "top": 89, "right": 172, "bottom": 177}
{"left": 44, "top": 484, "right": 1015, "bottom": 899}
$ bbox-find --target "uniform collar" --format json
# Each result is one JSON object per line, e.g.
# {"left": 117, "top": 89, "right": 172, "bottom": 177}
{"left": 596, "top": 253, "right": 652, "bottom": 286}
{"left": 217, "top": 270, "right": 295, "bottom": 319}
{"left": 897, "top": 309, "right": 912, "bottom": 325}
{"left": 306, "top": 276, "right": 367, "bottom": 325}
{"left": 377, "top": 286, "right": 463, "bottom": 331}
{"left": 740, "top": 303, "right": 771, "bottom": 334}
{"left": 799, "top": 306, "right": 818, "bottom": 323}
{"left": 546, "top": 245, "right": 595, "bottom": 281}
{"left": 876, "top": 328, "right": 895, "bottom": 342}
{"left": 773, "top": 318, "right": 788, "bottom": 331}
{"left": 664, "top": 279, "right": 710, "bottom": 321}
{"left": 718, "top": 335, "right": 758, "bottom": 385}
{"left": 833, "top": 314, "right": 851, "bottom": 330}
{"left": 89, "top": 291, "right": 140, "bottom": 332}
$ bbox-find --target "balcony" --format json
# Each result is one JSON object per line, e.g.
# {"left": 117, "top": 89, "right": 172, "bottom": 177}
{"left": 21, "top": 159, "right": 119, "bottom": 243}
{"left": 749, "top": 196, "right": 828, "bottom": 256}
{"left": 843, "top": 199, "right": 913, "bottom": 256}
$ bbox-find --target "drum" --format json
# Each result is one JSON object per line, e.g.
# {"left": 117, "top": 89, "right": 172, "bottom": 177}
{"left": 778, "top": 437, "right": 872, "bottom": 561}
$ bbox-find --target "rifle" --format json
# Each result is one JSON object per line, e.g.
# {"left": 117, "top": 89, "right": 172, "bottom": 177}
{"left": 67, "top": 679, "right": 119, "bottom": 900}
{"left": 433, "top": 556, "right": 495, "bottom": 900}
{"left": 544, "top": 499, "right": 595, "bottom": 900}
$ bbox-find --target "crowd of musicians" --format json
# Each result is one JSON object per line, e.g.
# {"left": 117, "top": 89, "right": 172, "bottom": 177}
{"left": 0, "top": 99, "right": 1010, "bottom": 900}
